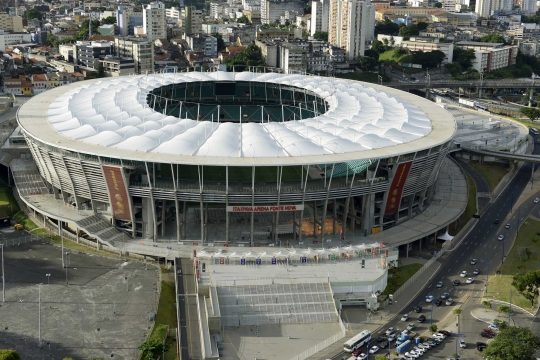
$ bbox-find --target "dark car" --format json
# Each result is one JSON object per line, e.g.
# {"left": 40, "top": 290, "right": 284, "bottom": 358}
{"left": 439, "top": 330, "right": 451, "bottom": 336}
{"left": 480, "top": 332, "right": 493, "bottom": 338}
{"left": 435, "top": 299, "right": 443, "bottom": 306}
{"left": 414, "top": 306, "right": 422, "bottom": 313}
{"left": 494, "top": 219, "right": 499, "bottom": 224}
{"left": 476, "top": 341, "right": 487, "bottom": 347}
{"left": 418, "top": 315, "right": 426, "bottom": 323}
{"left": 380, "top": 340, "right": 389, "bottom": 349}
{"left": 453, "top": 279, "right": 460, "bottom": 286}
{"left": 482, "top": 329, "right": 496, "bottom": 336}
{"left": 377, "top": 336, "right": 388, "bottom": 342}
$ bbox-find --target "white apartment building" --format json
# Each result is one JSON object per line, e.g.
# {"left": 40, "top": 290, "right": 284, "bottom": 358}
{"left": 475, "top": 0, "right": 511, "bottom": 18}
{"left": 0, "top": 32, "right": 32, "bottom": 51}
{"left": 522, "top": 0, "right": 537, "bottom": 16}
{"left": 0, "top": 13, "right": 23, "bottom": 32}
{"left": 329, "top": 0, "right": 375, "bottom": 60}
{"left": 166, "top": 7, "right": 182, "bottom": 25}
{"left": 143, "top": 2, "right": 167, "bottom": 42}
{"left": 456, "top": 41, "right": 517, "bottom": 72}
{"left": 115, "top": 37, "right": 155, "bottom": 74}
{"left": 311, "top": 0, "right": 330, "bottom": 36}
{"left": 262, "top": 0, "right": 304, "bottom": 25}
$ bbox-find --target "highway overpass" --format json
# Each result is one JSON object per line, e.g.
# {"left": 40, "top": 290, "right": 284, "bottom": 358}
{"left": 384, "top": 78, "right": 540, "bottom": 91}
{"left": 460, "top": 147, "right": 540, "bottom": 163}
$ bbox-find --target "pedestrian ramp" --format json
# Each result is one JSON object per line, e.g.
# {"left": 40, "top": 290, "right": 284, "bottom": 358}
{"left": 216, "top": 283, "right": 338, "bottom": 327}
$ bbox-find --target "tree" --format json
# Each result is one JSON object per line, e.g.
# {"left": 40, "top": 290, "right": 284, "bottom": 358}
{"left": 96, "top": 61, "right": 105, "bottom": 78}
{"left": 0, "top": 350, "right": 21, "bottom": 360}
{"left": 398, "top": 24, "right": 419, "bottom": 40}
{"left": 375, "top": 19, "right": 400, "bottom": 36}
{"left": 520, "top": 107, "right": 540, "bottom": 121}
{"left": 434, "top": 2, "right": 443, "bottom": 7}
{"left": 237, "top": 14, "right": 251, "bottom": 24}
{"left": 101, "top": 16, "right": 116, "bottom": 25}
{"left": 214, "top": 33, "right": 226, "bottom": 52}
{"left": 26, "top": 8, "right": 43, "bottom": 20}
{"left": 482, "top": 300, "right": 492, "bottom": 309}
{"left": 482, "top": 326, "right": 540, "bottom": 360}
{"left": 429, "top": 324, "right": 438, "bottom": 333}
{"left": 375, "top": 355, "right": 387, "bottom": 360}
{"left": 359, "top": 56, "right": 377, "bottom": 71}
{"left": 513, "top": 269, "right": 540, "bottom": 306}
{"left": 497, "top": 305, "right": 511, "bottom": 315}
{"left": 138, "top": 338, "right": 169, "bottom": 360}
{"left": 223, "top": 44, "right": 265, "bottom": 71}
{"left": 480, "top": 34, "right": 507, "bottom": 44}
{"left": 452, "top": 47, "right": 476, "bottom": 70}
{"left": 371, "top": 40, "right": 386, "bottom": 53}
{"left": 416, "top": 22, "right": 428, "bottom": 31}
{"left": 313, "top": 31, "right": 328, "bottom": 41}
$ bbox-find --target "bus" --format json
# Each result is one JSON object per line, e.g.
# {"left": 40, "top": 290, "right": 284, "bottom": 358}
{"left": 344, "top": 330, "right": 371, "bottom": 352}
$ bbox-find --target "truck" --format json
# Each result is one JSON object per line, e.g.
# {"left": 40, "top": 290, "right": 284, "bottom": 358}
{"left": 396, "top": 339, "right": 412, "bottom": 354}
{"left": 458, "top": 98, "right": 475, "bottom": 107}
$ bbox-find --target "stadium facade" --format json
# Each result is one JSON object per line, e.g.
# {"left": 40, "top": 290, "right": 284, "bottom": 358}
{"left": 17, "top": 71, "right": 456, "bottom": 244}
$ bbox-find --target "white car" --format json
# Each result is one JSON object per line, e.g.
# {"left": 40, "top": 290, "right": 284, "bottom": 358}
{"left": 436, "top": 281, "right": 443, "bottom": 288}
{"left": 357, "top": 354, "right": 367, "bottom": 360}
{"left": 433, "top": 333, "right": 446, "bottom": 339}
{"left": 488, "top": 323, "right": 499, "bottom": 331}
{"left": 445, "top": 298, "right": 454, "bottom": 306}
{"left": 369, "top": 346, "right": 379, "bottom": 354}
{"left": 498, "top": 234, "right": 505, "bottom": 241}
{"left": 470, "top": 258, "right": 477, "bottom": 265}
{"left": 441, "top": 292, "right": 450, "bottom": 299}
{"left": 401, "top": 314, "right": 410, "bottom": 321}
{"left": 534, "top": 198, "right": 540, "bottom": 204}
{"left": 413, "top": 346, "right": 424, "bottom": 354}
{"left": 407, "top": 322, "right": 415, "bottom": 330}
{"left": 466, "top": 277, "right": 474, "bottom": 284}
{"left": 387, "top": 333, "right": 397, "bottom": 342}
{"left": 386, "top": 327, "right": 395, "bottom": 335}
{"left": 426, "top": 295, "right": 434, "bottom": 303}
{"left": 473, "top": 268, "right": 480, "bottom": 275}
{"left": 405, "top": 351, "right": 419, "bottom": 359}
{"left": 460, "top": 339, "right": 466, "bottom": 348}
{"left": 460, "top": 271, "right": 468, "bottom": 277}
{"left": 421, "top": 342, "right": 431, "bottom": 349}
{"left": 409, "top": 350, "right": 421, "bottom": 358}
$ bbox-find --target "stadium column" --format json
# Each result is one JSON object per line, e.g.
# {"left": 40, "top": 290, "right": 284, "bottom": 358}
{"left": 342, "top": 170, "right": 357, "bottom": 242}
{"left": 225, "top": 166, "right": 229, "bottom": 244}
{"left": 320, "top": 164, "right": 335, "bottom": 242}
{"left": 313, "top": 201, "right": 317, "bottom": 237}
{"left": 182, "top": 201, "right": 187, "bottom": 239}
{"left": 161, "top": 201, "right": 166, "bottom": 236}
{"left": 298, "top": 165, "right": 310, "bottom": 243}
{"left": 274, "top": 166, "right": 283, "bottom": 243}
{"left": 250, "top": 166, "right": 255, "bottom": 246}
{"left": 145, "top": 162, "right": 157, "bottom": 242}
{"left": 199, "top": 165, "right": 204, "bottom": 244}
{"left": 171, "top": 164, "right": 180, "bottom": 242}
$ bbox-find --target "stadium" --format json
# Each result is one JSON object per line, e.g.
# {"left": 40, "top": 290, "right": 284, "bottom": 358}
{"left": 16, "top": 70, "right": 456, "bottom": 246}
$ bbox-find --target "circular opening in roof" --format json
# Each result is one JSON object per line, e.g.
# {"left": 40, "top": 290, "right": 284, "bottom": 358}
{"left": 147, "top": 81, "right": 329, "bottom": 123}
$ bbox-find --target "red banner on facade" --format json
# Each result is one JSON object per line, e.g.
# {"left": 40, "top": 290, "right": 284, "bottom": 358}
{"left": 384, "top": 161, "right": 413, "bottom": 215}
{"left": 103, "top": 165, "right": 132, "bottom": 221}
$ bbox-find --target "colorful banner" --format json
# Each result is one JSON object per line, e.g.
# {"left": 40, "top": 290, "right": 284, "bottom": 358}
{"left": 226, "top": 205, "right": 304, "bottom": 212}
{"left": 384, "top": 161, "right": 413, "bottom": 215}
{"left": 103, "top": 165, "right": 132, "bottom": 221}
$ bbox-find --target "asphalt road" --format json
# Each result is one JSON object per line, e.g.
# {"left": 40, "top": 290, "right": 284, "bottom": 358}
{"left": 333, "top": 139, "right": 540, "bottom": 360}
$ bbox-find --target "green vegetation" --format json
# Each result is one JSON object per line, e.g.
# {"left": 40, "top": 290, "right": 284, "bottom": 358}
{"left": 223, "top": 44, "right": 265, "bottom": 71}
{"left": 487, "top": 218, "right": 540, "bottom": 310}
{"left": 139, "top": 337, "right": 170, "bottom": 360}
{"left": 512, "top": 270, "right": 540, "bottom": 307}
{"left": 374, "top": 19, "right": 399, "bottom": 36}
{"left": 428, "top": 324, "right": 438, "bottom": 333}
{"left": 26, "top": 8, "right": 43, "bottom": 20}
{"left": 381, "top": 262, "right": 423, "bottom": 297}
{"left": 101, "top": 16, "right": 116, "bottom": 25}
{"left": 379, "top": 48, "right": 413, "bottom": 64}
{"left": 313, "top": 31, "right": 328, "bottom": 42}
{"left": 482, "top": 326, "right": 540, "bottom": 360}
{"left": 336, "top": 72, "right": 391, "bottom": 84}
{"left": 0, "top": 350, "right": 21, "bottom": 360}
{"left": 480, "top": 34, "right": 508, "bottom": 44}
{"left": 398, "top": 25, "right": 419, "bottom": 40}
{"left": 468, "top": 161, "right": 508, "bottom": 192}
{"left": 482, "top": 300, "right": 492, "bottom": 309}
{"left": 520, "top": 107, "right": 540, "bottom": 121}
{"left": 237, "top": 14, "right": 251, "bottom": 24}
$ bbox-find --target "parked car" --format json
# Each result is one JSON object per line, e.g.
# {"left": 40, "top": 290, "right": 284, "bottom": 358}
{"left": 407, "top": 322, "right": 415, "bottom": 331}
{"left": 488, "top": 323, "right": 499, "bottom": 331}
{"left": 460, "top": 271, "right": 468, "bottom": 277}
{"left": 466, "top": 277, "right": 474, "bottom": 284}
{"left": 386, "top": 327, "right": 395, "bottom": 336}
{"left": 460, "top": 339, "right": 466, "bottom": 348}
{"left": 453, "top": 279, "right": 461, "bottom": 286}
{"left": 418, "top": 315, "right": 426, "bottom": 323}
{"left": 439, "top": 330, "right": 452, "bottom": 336}
{"left": 380, "top": 340, "right": 389, "bottom": 349}
{"left": 441, "top": 292, "right": 450, "bottom": 299}
{"left": 426, "top": 295, "right": 434, "bottom": 303}
{"left": 401, "top": 314, "right": 409, "bottom": 321}
{"left": 414, "top": 306, "right": 422, "bottom": 313}
{"left": 482, "top": 329, "right": 496, "bottom": 337}
{"left": 435, "top": 299, "right": 443, "bottom": 306}
{"left": 357, "top": 353, "right": 367, "bottom": 359}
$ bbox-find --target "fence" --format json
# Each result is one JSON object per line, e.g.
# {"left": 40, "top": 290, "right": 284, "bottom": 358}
{"left": 288, "top": 317, "right": 346, "bottom": 360}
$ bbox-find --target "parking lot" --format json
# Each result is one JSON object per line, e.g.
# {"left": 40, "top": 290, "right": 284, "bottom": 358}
{"left": 0, "top": 227, "right": 159, "bottom": 359}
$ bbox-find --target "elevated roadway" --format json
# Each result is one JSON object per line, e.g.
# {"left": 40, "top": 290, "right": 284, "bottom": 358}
{"left": 385, "top": 78, "right": 540, "bottom": 91}
{"left": 461, "top": 147, "right": 540, "bottom": 163}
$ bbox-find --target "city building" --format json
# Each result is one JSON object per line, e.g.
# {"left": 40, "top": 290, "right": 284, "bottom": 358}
{"left": 475, "top": 0, "right": 511, "bottom": 17}
{"left": 185, "top": 34, "right": 218, "bottom": 57}
{"left": 165, "top": 7, "right": 182, "bottom": 25}
{"left": 0, "top": 13, "right": 23, "bottom": 32}
{"left": 401, "top": 37, "right": 454, "bottom": 63}
{"left": 114, "top": 37, "right": 155, "bottom": 74}
{"left": 100, "top": 56, "right": 135, "bottom": 76}
{"left": 261, "top": 0, "right": 304, "bottom": 25}
{"left": 143, "top": 2, "right": 167, "bottom": 42}
{"left": 17, "top": 71, "right": 455, "bottom": 242}
{"left": 521, "top": 0, "right": 537, "bottom": 15}
{"left": 73, "top": 41, "right": 113, "bottom": 69}
{"left": 184, "top": 6, "right": 203, "bottom": 35}
{"left": 31, "top": 74, "right": 48, "bottom": 94}
{"left": 329, "top": 0, "right": 375, "bottom": 60}
{"left": 0, "top": 32, "right": 32, "bottom": 51}
{"left": 311, "top": 0, "right": 330, "bottom": 36}
{"left": 456, "top": 41, "right": 517, "bottom": 72}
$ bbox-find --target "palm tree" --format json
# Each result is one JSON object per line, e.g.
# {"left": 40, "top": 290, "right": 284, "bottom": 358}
{"left": 452, "top": 309, "right": 463, "bottom": 355}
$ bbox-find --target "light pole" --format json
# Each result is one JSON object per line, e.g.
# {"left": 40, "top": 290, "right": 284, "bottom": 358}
{"left": 427, "top": 73, "right": 431, "bottom": 86}
{"left": 125, "top": 276, "right": 128, "bottom": 292}
{"left": 65, "top": 252, "right": 69, "bottom": 285}
{"left": 45, "top": 273, "right": 51, "bottom": 285}
{"left": 1, "top": 244, "right": 4, "bottom": 302}
{"left": 38, "top": 283, "right": 42, "bottom": 347}
{"left": 481, "top": 258, "right": 492, "bottom": 293}
{"left": 378, "top": 75, "right": 383, "bottom": 86}
{"left": 430, "top": 300, "right": 434, "bottom": 325}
